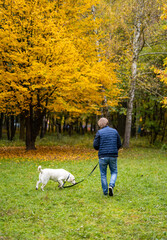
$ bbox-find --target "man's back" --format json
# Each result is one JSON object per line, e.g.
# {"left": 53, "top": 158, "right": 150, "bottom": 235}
{"left": 93, "top": 126, "right": 121, "bottom": 158}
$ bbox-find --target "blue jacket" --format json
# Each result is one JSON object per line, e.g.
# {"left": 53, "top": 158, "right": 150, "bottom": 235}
{"left": 93, "top": 126, "right": 122, "bottom": 158}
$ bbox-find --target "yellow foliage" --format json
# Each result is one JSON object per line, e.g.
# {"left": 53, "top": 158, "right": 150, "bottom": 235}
{"left": 153, "top": 4, "right": 167, "bottom": 106}
{"left": 0, "top": 0, "right": 121, "bottom": 116}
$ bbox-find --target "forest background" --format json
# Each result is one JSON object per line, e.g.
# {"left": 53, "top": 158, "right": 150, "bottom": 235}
{"left": 0, "top": 1, "right": 167, "bottom": 239}
{"left": 0, "top": 0, "right": 167, "bottom": 150}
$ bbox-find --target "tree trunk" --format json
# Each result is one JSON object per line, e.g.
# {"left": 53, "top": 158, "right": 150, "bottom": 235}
{"left": 161, "top": 110, "right": 167, "bottom": 142}
{"left": 10, "top": 115, "right": 16, "bottom": 141}
{"left": 40, "top": 116, "right": 46, "bottom": 139}
{"left": 25, "top": 104, "right": 43, "bottom": 150}
{"left": 123, "top": 72, "right": 136, "bottom": 148}
{"left": 25, "top": 115, "right": 36, "bottom": 150}
{"left": 0, "top": 113, "right": 3, "bottom": 139}
{"left": 19, "top": 113, "right": 25, "bottom": 140}
{"left": 123, "top": 6, "right": 144, "bottom": 148}
{"left": 117, "top": 112, "right": 126, "bottom": 138}
{"left": 6, "top": 116, "right": 10, "bottom": 140}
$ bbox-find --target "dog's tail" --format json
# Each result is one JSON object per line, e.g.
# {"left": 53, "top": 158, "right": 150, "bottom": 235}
{"left": 38, "top": 165, "right": 43, "bottom": 173}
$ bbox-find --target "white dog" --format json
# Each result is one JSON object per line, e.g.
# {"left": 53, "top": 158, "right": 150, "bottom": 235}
{"left": 36, "top": 166, "right": 76, "bottom": 191}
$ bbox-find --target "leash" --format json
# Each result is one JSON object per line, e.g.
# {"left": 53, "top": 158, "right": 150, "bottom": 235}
{"left": 63, "top": 162, "right": 99, "bottom": 188}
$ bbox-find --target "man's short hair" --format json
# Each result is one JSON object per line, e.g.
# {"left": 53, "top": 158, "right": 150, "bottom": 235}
{"left": 98, "top": 118, "right": 108, "bottom": 128}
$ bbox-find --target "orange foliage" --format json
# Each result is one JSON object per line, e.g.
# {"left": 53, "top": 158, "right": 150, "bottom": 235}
{"left": 0, "top": 146, "right": 97, "bottom": 162}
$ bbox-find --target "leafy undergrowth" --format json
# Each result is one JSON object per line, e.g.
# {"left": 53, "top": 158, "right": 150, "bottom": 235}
{"left": 0, "top": 138, "right": 167, "bottom": 240}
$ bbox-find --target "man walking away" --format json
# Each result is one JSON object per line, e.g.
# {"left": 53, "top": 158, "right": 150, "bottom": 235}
{"left": 93, "top": 118, "right": 122, "bottom": 196}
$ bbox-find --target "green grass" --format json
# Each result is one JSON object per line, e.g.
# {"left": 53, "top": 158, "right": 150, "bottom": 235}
{"left": 0, "top": 133, "right": 94, "bottom": 148}
{"left": 0, "top": 137, "right": 167, "bottom": 239}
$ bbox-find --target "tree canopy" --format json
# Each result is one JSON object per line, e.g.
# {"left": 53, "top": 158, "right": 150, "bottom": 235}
{"left": 0, "top": 0, "right": 120, "bottom": 116}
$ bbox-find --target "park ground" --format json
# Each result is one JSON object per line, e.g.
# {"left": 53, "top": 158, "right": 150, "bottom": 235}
{"left": 0, "top": 135, "right": 166, "bottom": 240}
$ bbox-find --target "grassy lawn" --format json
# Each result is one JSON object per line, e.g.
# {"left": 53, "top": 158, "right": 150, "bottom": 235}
{"left": 0, "top": 136, "right": 166, "bottom": 239}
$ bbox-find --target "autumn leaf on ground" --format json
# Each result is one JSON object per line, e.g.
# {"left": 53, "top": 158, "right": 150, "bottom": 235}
{"left": 0, "top": 146, "right": 97, "bottom": 162}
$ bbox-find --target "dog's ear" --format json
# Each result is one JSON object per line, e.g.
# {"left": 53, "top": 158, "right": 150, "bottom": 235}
{"left": 71, "top": 175, "right": 75, "bottom": 181}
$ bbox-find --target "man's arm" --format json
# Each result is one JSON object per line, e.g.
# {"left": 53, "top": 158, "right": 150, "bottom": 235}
{"left": 93, "top": 131, "right": 100, "bottom": 150}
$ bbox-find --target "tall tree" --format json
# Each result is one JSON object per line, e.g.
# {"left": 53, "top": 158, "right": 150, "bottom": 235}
{"left": 123, "top": 0, "right": 145, "bottom": 148}
{"left": 0, "top": 0, "right": 121, "bottom": 149}
{"left": 101, "top": 0, "right": 165, "bottom": 147}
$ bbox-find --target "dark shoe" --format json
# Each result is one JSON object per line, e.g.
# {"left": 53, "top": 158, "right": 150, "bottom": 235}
{"left": 109, "top": 187, "right": 113, "bottom": 196}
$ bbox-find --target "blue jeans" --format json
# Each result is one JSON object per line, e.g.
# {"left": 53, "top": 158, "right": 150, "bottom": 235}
{"left": 99, "top": 157, "right": 118, "bottom": 195}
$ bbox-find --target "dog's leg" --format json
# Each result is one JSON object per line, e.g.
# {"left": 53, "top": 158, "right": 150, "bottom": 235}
{"left": 58, "top": 179, "right": 64, "bottom": 188}
{"left": 40, "top": 175, "right": 49, "bottom": 191}
{"left": 36, "top": 180, "right": 41, "bottom": 190}
{"left": 41, "top": 183, "right": 46, "bottom": 191}
{"left": 41, "top": 178, "right": 49, "bottom": 191}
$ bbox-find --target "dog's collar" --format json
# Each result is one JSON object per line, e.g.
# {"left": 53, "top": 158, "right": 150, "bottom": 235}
{"left": 66, "top": 174, "right": 70, "bottom": 182}
{"left": 62, "top": 174, "right": 71, "bottom": 188}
